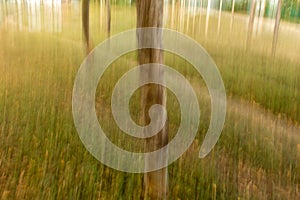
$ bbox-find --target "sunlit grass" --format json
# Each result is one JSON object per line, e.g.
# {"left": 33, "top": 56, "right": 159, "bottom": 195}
{"left": 0, "top": 2, "right": 299, "bottom": 199}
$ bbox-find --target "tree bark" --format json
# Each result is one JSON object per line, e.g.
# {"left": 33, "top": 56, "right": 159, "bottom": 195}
{"left": 272, "top": 0, "right": 282, "bottom": 57}
{"left": 136, "top": 0, "right": 168, "bottom": 199}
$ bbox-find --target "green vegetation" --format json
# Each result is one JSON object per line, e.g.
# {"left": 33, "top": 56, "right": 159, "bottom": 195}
{"left": 0, "top": 3, "right": 299, "bottom": 200}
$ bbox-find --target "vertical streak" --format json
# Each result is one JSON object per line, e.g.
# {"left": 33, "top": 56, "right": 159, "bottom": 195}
{"left": 198, "top": 0, "right": 203, "bottom": 32}
{"left": 230, "top": 0, "right": 235, "bottom": 32}
{"left": 186, "top": 0, "right": 191, "bottom": 32}
{"left": 205, "top": 0, "right": 211, "bottom": 37}
{"left": 217, "top": 0, "right": 223, "bottom": 36}
{"left": 171, "top": 0, "right": 175, "bottom": 29}
{"left": 247, "top": 0, "right": 257, "bottom": 50}
{"left": 272, "top": 0, "right": 282, "bottom": 57}
{"left": 192, "top": 0, "right": 197, "bottom": 34}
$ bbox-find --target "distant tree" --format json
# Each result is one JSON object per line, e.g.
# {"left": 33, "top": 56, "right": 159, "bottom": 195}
{"left": 106, "top": 0, "right": 111, "bottom": 37}
{"left": 218, "top": 0, "right": 223, "bottom": 35}
{"left": 247, "top": 0, "right": 256, "bottom": 50}
{"left": 205, "top": 0, "right": 211, "bottom": 36}
{"left": 272, "top": 0, "right": 282, "bottom": 57}
{"left": 82, "top": 0, "right": 90, "bottom": 54}
{"left": 82, "top": 0, "right": 111, "bottom": 54}
{"left": 281, "top": 0, "right": 297, "bottom": 20}
{"left": 230, "top": 0, "right": 235, "bottom": 31}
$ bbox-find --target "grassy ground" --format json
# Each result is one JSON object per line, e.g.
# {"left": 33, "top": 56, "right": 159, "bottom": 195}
{"left": 0, "top": 3, "right": 300, "bottom": 200}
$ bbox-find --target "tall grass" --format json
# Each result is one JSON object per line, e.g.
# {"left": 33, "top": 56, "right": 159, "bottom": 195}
{"left": 0, "top": 3, "right": 299, "bottom": 199}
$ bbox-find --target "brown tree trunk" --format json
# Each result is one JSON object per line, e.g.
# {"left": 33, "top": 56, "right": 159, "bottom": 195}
{"left": 106, "top": 0, "right": 111, "bottom": 37}
{"left": 272, "top": 0, "right": 282, "bottom": 57}
{"left": 82, "top": 0, "right": 110, "bottom": 54}
{"left": 246, "top": 0, "right": 256, "bottom": 50}
{"left": 82, "top": 0, "right": 90, "bottom": 54}
{"left": 136, "top": 0, "right": 168, "bottom": 199}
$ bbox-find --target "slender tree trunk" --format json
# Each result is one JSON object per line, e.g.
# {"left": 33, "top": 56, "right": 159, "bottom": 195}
{"left": 106, "top": 0, "right": 111, "bottom": 37}
{"left": 100, "top": 0, "right": 103, "bottom": 29}
{"left": 217, "top": 0, "right": 223, "bottom": 36}
{"left": 230, "top": 0, "right": 235, "bottom": 32}
{"left": 198, "top": 0, "right": 203, "bottom": 32}
{"left": 136, "top": 0, "right": 168, "bottom": 199}
{"left": 82, "top": 0, "right": 90, "bottom": 54}
{"left": 179, "top": 0, "right": 184, "bottom": 32}
{"left": 82, "top": 0, "right": 110, "bottom": 53}
{"left": 272, "top": 0, "right": 282, "bottom": 57}
{"left": 14, "top": 0, "right": 20, "bottom": 31}
{"left": 171, "top": 0, "right": 175, "bottom": 29}
{"left": 186, "top": 0, "right": 191, "bottom": 32}
{"left": 246, "top": 0, "right": 256, "bottom": 50}
{"left": 4, "top": 0, "right": 8, "bottom": 26}
{"left": 192, "top": 0, "right": 197, "bottom": 34}
{"left": 205, "top": 0, "right": 211, "bottom": 37}
{"left": 257, "top": 0, "right": 266, "bottom": 35}
{"left": 255, "top": 0, "right": 261, "bottom": 35}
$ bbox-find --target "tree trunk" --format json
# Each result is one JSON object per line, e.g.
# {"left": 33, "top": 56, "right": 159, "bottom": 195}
{"left": 192, "top": 0, "right": 197, "bottom": 33}
{"left": 217, "top": 0, "right": 223, "bottom": 36}
{"left": 272, "top": 0, "right": 282, "bottom": 57}
{"left": 136, "top": 0, "right": 168, "bottom": 199}
{"left": 246, "top": 0, "right": 256, "bottom": 50}
{"left": 230, "top": 0, "right": 235, "bottom": 32}
{"left": 82, "top": 0, "right": 110, "bottom": 53}
{"left": 198, "top": 0, "right": 203, "bottom": 32}
{"left": 82, "top": 0, "right": 90, "bottom": 54}
{"left": 205, "top": 0, "right": 211, "bottom": 37}
{"left": 106, "top": 0, "right": 111, "bottom": 37}
{"left": 100, "top": 0, "right": 103, "bottom": 29}
{"left": 171, "top": 0, "right": 175, "bottom": 29}
{"left": 179, "top": 0, "right": 184, "bottom": 32}
{"left": 186, "top": 0, "right": 191, "bottom": 32}
{"left": 256, "top": 0, "right": 266, "bottom": 36}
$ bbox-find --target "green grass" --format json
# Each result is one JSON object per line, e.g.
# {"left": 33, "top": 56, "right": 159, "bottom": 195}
{"left": 0, "top": 3, "right": 300, "bottom": 200}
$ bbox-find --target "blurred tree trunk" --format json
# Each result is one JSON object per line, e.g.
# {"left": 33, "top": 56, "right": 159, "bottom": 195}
{"left": 205, "top": 0, "right": 211, "bottom": 37}
{"left": 192, "top": 0, "right": 197, "bottom": 33}
{"left": 82, "top": 0, "right": 90, "bottom": 54}
{"left": 246, "top": 0, "right": 256, "bottom": 50}
{"left": 82, "top": 0, "right": 111, "bottom": 54}
{"left": 230, "top": 0, "right": 235, "bottom": 31}
{"left": 256, "top": 0, "right": 266, "bottom": 36}
{"left": 136, "top": 0, "right": 168, "bottom": 199}
{"left": 106, "top": 0, "right": 111, "bottom": 37}
{"left": 1, "top": 0, "right": 6, "bottom": 26}
{"left": 217, "top": 0, "right": 223, "bottom": 35}
{"left": 171, "top": 0, "right": 175, "bottom": 29}
{"left": 272, "top": 0, "right": 282, "bottom": 57}
{"left": 186, "top": 0, "right": 191, "bottom": 32}
{"left": 198, "top": 0, "right": 203, "bottom": 32}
